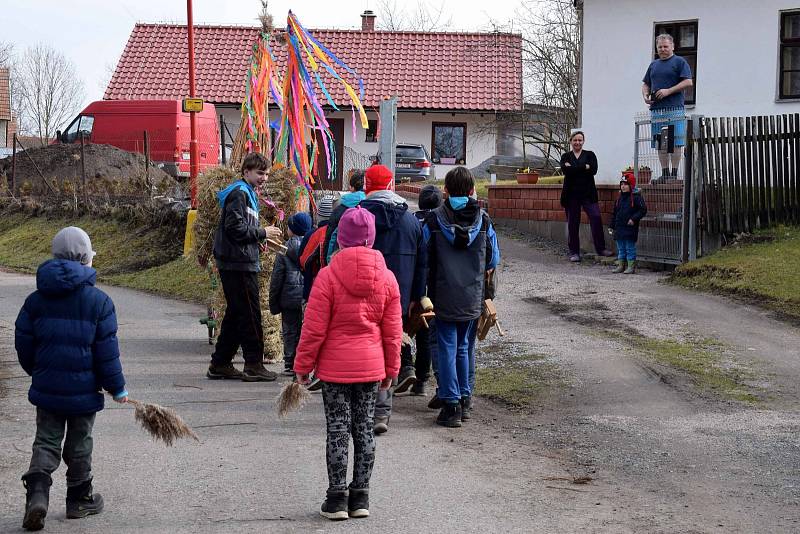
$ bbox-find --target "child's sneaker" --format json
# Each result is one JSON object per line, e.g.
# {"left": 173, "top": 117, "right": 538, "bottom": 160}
{"left": 409, "top": 381, "right": 426, "bottom": 396}
{"left": 373, "top": 416, "right": 389, "bottom": 435}
{"left": 348, "top": 487, "right": 369, "bottom": 518}
{"left": 427, "top": 394, "right": 443, "bottom": 410}
{"left": 436, "top": 402, "right": 463, "bottom": 428}
{"left": 394, "top": 368, "right": 417, "bottom": 393}
{"left": 22, "top": 473, "right": 51, "bottom": 531}
{"left": 65, "top": 481, "right": 104, "bottom": 519}
{"left": 320, "top": 490, "right": 349, "bottom": 521}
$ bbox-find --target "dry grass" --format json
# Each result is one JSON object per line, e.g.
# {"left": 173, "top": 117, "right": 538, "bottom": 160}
{"left": 129, "top": 398, "right": 199, "bottom": 446}
{"left": 276, "top": 381, "right": 311, "bottom": 418}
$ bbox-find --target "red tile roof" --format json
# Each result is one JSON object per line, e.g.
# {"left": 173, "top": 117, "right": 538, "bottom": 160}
{"left": 104, "top": 24, "right": 522, "bottom": 112}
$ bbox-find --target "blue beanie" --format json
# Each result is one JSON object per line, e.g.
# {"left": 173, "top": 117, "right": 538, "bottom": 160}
{"left": 288, "top": 212, "right": 313, "bottom": 237}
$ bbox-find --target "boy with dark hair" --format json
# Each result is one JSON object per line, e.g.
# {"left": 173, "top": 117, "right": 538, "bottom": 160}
{"left": 207, "top": 152, "right": 282, "bottom": 382}
{"left": 424, "top": 167, "right": 500, "bottom": 427}
{"left": 15, "top": 227, "right": 128, "bottom": 531}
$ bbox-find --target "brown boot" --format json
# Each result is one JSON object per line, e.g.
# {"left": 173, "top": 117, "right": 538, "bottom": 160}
{"left": 207, "top": 363, "right": 244, "bottom": 380}
{"left": 242, "top": 362, "right": 277, "bottom": 382}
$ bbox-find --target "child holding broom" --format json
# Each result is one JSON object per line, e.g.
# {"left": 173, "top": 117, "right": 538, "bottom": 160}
{"left": 294, "top": 207, "right": 402, "bottom": 520}
{"left": 15, "top": 227, "right": 128, "bottom": 531}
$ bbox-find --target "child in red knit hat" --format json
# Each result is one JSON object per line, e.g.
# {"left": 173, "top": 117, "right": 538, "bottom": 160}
{"left": 610, "top": 171, "right": 648, "bottom": 274}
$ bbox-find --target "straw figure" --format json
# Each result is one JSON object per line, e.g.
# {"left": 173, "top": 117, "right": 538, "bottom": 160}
{"left": 124, "top": 398, "right": 198, "bottom": 446}
{"left": 276, "top": 381, "right": 311, "bottom": 418}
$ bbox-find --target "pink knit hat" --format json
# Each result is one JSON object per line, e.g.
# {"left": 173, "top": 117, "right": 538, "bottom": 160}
{"left": 337, "top": 207, "right": 376, "bottom": 249}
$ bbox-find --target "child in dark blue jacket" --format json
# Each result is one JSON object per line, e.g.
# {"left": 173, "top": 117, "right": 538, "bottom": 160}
{"left": 269, "top": 212, "right": 312, "bottom": 375}
{"left": 610, "top": 172, "right": 648, "bottom": 274}
{"left": 15, "top": 227, "right": 128, "bottom": 531}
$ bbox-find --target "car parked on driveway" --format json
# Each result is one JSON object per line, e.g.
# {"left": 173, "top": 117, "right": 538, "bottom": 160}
{"left": 394, "top": 143, "right": 435, "bottom": 182}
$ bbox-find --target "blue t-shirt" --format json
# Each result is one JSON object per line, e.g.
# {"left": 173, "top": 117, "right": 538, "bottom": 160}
{"left": 643, "top": 55, "right": 692, "bottom": 110}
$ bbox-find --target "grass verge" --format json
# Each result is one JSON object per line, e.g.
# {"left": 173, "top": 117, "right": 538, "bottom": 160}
{"left": 475, "top": 352, "right": 561, "bottom": 409}
{"left": 670, "top": 226, "right": 800, "bottom": 322}
{"left": 607, "top": 332, "right": 760, "bottom": 403}
{"left": 0, "top": 212, "right": 208, "bottom": 304}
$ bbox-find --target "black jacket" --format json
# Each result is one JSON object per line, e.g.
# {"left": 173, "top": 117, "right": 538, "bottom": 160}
{"left": 213, "top": 188, "right": 266, "bottom": 272}
{"left": 269, "top": 236, "right": 304, "bottom": 314}
{"left": 560, "top": 150, "right": 599, "bottom": 206}
{"left": 610, "top": 190, "right": 648, "bottom": 241}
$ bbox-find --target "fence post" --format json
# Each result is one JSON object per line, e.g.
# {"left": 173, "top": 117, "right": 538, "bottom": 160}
{"left": 687, "top": 115, "right": 702, "bottom": 260}
{"left": 143, "top": 130, "right": 151, "bottom": 193}
{"left": 220, "top": 114, "right": 227, "bottom": 166}
{"left": 10, "top": 132, "right": 16, "bottom": 193}
{"left": 79, "top": 133, "right": 87, "bottom": 192}
{"left": 681, "top": 114, "right": 693, "bottom": 263}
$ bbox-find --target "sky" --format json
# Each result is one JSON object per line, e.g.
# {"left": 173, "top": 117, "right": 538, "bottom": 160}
{"left": 3, "top": 0, "right": 523, "bottom": 110}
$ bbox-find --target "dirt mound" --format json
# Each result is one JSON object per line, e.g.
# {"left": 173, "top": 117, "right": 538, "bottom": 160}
{"left": 0, "top": 143, "right": 178, "bottom": 196}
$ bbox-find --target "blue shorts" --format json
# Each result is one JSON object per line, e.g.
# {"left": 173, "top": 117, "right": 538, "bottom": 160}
{"left": 651, "top": 108, "right": 686, "bottom": 149}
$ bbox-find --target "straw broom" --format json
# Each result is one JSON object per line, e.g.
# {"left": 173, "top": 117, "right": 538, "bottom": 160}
{"left": 276, "top": 381, "right": 311, "bottom": 418}
{"left": 117, "top": 397, "right": 199, "bottom": 446}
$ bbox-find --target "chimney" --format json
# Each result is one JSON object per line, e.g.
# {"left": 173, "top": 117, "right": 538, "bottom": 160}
{"left": 361, "top": 10, "right": 376, "bottom": 31}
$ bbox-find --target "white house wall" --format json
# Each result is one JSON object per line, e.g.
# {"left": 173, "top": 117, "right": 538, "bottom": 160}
{"left": 216, "top": 106, "right": 499, "bottom": 181}
{"left": 582, "top": 0, "right": 800, "bottom": 182}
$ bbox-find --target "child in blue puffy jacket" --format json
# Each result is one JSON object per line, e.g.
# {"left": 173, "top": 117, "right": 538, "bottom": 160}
{"left": 15, "top": 227, "right": 128, "bottom": 531}
{"left": 610, "top": 172, "right": 648, "bottom": 274}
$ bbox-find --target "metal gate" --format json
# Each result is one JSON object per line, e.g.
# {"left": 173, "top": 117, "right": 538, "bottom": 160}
{"left": 633, "top": 109, "right": 695, "bottom": 264}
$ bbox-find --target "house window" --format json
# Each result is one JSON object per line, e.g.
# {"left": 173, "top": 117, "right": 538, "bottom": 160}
{"left": 431, "top": 122, "right": 467, "bottom": 165}
{"left": 653, "top": 21, "right": 698, "bottom": 105}
{"left": 780, "top": 11, "right": 800, "bottom": 99}
{"left": 0, "top": 120, "right": 7, "bottom": 147}
{"left": 365, "top": 119, "right": 378, "bottom": 142}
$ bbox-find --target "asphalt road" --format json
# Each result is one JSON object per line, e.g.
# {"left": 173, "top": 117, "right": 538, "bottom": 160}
{"left": 0, "top": 270, "right": 547, "bottom": 533}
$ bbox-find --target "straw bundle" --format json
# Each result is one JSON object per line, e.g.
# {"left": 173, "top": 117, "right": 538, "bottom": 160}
{"left": 127, "top": 398, "right": 199, "bottom": 446}
{"left": 276, "top": 381, "right": 311, "bottom": 418}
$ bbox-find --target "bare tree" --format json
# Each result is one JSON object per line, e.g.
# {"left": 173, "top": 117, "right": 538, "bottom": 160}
{"left": 376, "top": 0, "right": 453, "bottom": 31}
{"left": 15, "top": 44, "right": 84, "bottom": 146}
{"left": 0, "top": 42, "right": 13, "bottom": 68}
{"left": 518, "top": 0, "right": 580, "bottom": 159}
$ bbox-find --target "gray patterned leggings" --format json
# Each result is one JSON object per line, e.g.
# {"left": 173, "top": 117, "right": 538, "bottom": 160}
{"left": 321, "top": 382, "right": 379, "bottom": 492}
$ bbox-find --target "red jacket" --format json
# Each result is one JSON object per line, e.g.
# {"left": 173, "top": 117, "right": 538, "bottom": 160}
{"left": 294, "top": 246, "right": 402, "bottom": 383}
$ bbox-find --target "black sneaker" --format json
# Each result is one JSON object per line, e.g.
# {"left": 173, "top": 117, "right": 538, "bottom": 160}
{"left": 320, "top": 490, "right": 348, "bottom": 521}
{"left": 409, "top": 381, "right": 426, "bottom": 396}
{"left": 348, "top": 488, "right": 369, "bottom": 518}
{"left": 66, "top": 481, "right": 104, "bottom": 519}
{"left": 427, "top": 394, "right": 443, "bottom": 410}
{"left": 394, "top": 368, "right": 417, "bottom": 394}
{"left": 436, "top": 403, "right": 463, "bottom": 428}
{"left": 206, "top": 363, "right": 244, "bottom": 380}
{"left": 460, "top": 397, "right": 473, "bottom": 421}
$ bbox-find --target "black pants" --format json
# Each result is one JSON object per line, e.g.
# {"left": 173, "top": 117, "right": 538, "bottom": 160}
{"left": 25, "top": 408, "right": 95, "bottom": 487}
{"left": 322, "top": 382, "right": 379, "bottom": 492}
{"left": 212, "top": 270, "right": 263, "bottom": 365}
{"left": 281, "top": 308, "right": 303, "bottom": 370}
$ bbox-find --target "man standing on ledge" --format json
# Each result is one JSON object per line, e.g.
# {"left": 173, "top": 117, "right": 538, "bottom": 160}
{"left": 642, "top": 33, "right": 693, "bottom": 182}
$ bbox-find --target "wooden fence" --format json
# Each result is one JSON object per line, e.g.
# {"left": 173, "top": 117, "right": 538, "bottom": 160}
{"left": 699, "top": 113, "right": 800, "bottom": 235}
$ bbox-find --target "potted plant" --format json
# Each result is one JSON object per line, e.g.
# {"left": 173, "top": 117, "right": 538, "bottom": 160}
{"left": 515, "top": 166, "right": 539, "bottom": 185}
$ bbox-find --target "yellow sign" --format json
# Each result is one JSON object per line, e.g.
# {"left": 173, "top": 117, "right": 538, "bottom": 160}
{"left": 182, "top": 98, "right": 204, "bottom": 113}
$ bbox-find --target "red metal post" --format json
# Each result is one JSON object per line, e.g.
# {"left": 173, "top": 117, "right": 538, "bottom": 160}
{"left": 187, "top": 0, "right": 199, "bottom": 208}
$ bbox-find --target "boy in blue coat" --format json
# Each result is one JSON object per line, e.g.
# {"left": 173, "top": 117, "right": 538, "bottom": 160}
{"left": 424, "top": 168, "right": 500, "bottom": 427}
{"left": 610, "top": 172, "right": 648, "bottom": 274}
{"left": 15, "top": 227, "right": 128, "bottom": 531}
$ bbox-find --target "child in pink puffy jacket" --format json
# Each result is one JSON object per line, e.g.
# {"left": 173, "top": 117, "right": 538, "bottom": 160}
{"left": 294, "top": 206, "right": 402, "bottom": 522}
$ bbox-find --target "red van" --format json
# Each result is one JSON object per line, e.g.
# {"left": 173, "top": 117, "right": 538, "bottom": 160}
{"left": 57, "top": 100, "right": 219, "bottom": 177}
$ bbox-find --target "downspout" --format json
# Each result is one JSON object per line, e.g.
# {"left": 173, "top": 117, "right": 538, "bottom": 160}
{"left": 575, "top": 0, "right": 584, "bottom": 128}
